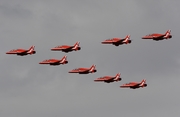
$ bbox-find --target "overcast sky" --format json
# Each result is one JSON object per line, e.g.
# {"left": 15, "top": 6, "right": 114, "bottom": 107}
{"left": 0, "top": 0, "right": 180, "bottom": 117}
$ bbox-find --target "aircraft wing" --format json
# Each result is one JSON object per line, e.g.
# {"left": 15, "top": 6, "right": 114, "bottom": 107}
{"left": 143, "top": 34, "right": 164, "bottom": 39}
{"left": 102, "top": 39, "right": 120, "bottom": 43}
{"left": 51, "top": 45, "right": 72, "bottom": 51}
{"left": 69, "top": 69, "right": 88, "bottom": 73}
{"left": 78, "top": 69, "right": 89, "bottom": 73}
{"left": 152, "top": 35, "right": 164, "bottom": 39}
{"left": 19, "top": 50, "right": 28, "bottom": 53}
{"left": 11, "top": 50, "right": 27, "bottom": 54}
{"left": 49, "top": 61, "right": 60, "bottom": 64}
{"left": 115, "top": 39, "right": 123, "bottom": 43}
{"left": 109, "top": 40, "right": 120, "bottom": 43}
{"left": 95, "top": 77, "right": 113, "bottom": 81}
{"left": 61, "top": 46, "right": 73, "bottom": 50}
{"left": 121, "top": 83, "right": 138, "bottom": 87}
{"left": 103, "top": 77, "right": 114, "bottom": 81}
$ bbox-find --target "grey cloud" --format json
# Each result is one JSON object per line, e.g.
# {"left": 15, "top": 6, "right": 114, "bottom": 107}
{"left": 0, "top": 0, "right": 180, "bottom": 117}
{"left": 0, "top": 4, "right": 32, "bottom": 19}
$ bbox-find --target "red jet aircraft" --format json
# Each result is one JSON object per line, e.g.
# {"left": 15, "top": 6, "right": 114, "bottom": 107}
{"left": 39, "top": 56, "right": 68, "bottom": 66}
{"left": 69, "top": 64, "right": 96, "bottom": 74}
{"left": 142, "top": 30, "right": 172, "bottom": 41}
{"left": 6, "top": 46, "right": 36, "bottom": 56}
{"left": 120, "top": 79, "right": 147, "bottom": 89}
{"left": 101, "top": 35, "right": 131, "bottom": 46}
{"left": 94, "top": 73, "right": 121, "bottom": 83}
{"left": 51, "top": 42, "right": 81, "bottom": 53}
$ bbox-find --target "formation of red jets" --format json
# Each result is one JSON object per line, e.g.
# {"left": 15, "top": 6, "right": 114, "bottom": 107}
{"left": 6, "top": 30, "right": 172, "bottom": 89}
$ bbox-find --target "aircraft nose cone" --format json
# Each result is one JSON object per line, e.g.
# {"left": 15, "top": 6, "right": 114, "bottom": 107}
{"left": 39, "top": 61, "right": 46, "bottom": 64}
{"left": 101, "top": 41, "right": 106, "bottom": 44}
{"left": 142, "top": 36, "right": 147, "bottom": 39}
{"left": 6, "top": 52, "right": 11, "bottom": 54}
{"left": 120, "top": 86, "right": 123, "bottom": 88}
{"left": 51, "top": 47, "right": 58, "bottom": 50}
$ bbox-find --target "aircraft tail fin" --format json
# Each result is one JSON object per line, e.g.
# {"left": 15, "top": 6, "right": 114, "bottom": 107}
{"left": 27, "top": 46, "right": 35, "bottom": 54}
{"left": 89, "top": 64, "right": 96, "bottom": 72}
{"left": 72, "top": 42, "right": 80, "bottom": 50}
{"left": 139, "top": 79, "right": 146, "bottom": 87}
{"left": 164, "top": 30, "right": 171, "bottom": 39}
{"left": 60, "top": 55, "right": 67, "bottom": 64}
{"left": 114, "top": 73, "right": 121, "bottom": 81}
{"left": 122, "top": 35, "right": 131, "bottom": 44}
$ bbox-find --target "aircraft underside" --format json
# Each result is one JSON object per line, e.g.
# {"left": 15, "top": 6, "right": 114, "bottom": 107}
{"left": 104, "top": 80, "right": 114, "bottom": 83}
{"left": 153, "top": 38, "right": 164, "bottom": 41}
{"left": 79, "top": 72, "right": 89, "bottom": 74}
{"left": 17, "top": 53, "right": 28, "bottom": 56}
{"left": 17, "top": 51, "right": 36, "bottom": 55}
{"left": 130, "top": 87, "right": 138, "bottom": 89}
{"left": 113, "top": 43, "right": 121, "bottom": 46}
{"left": 62, "top": 49, "right": 72, "bottom": 53}
{"left": 50, "top": 63, "right": 60, "bottom": 65}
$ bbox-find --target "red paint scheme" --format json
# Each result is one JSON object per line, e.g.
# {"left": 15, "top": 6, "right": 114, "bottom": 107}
{"left": 6, "top": 46, "right": 36, "bottom": 56}
{"left": 101, "top": 35, "right": 131, "bottom": 46}
{"left": 69, "top": 65, "right": 96, "bottom": 74}
{"left": 120, "top": 79, "right": 147, "bottom": 89}
{"left": 142, "top": 30, "right": 172, "bottom": 41}
{"left": 39, "top": 56, "right": 68, "bottom": 65}
{"left": 51, "top": 42, "right": 81, "bottom": 53}
{"left": 94, "top": 73, "right": 121, "bottom": 83}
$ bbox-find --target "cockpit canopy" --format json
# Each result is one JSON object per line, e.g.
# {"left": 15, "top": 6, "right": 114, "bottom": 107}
{"left": 106, "top": 39, "right": 113, "bottom": 41}
{"left": 146, "top": 34, "right": 152, "bottom": 36}
{"left": 73, "top": 68, "right": 79, "bottom": 70}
